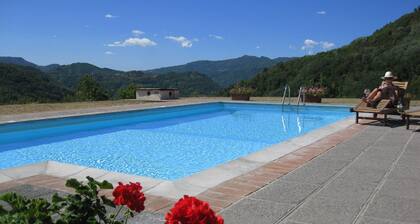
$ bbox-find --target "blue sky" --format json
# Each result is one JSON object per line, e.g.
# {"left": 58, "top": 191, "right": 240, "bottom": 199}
{"left": 0, "top": 0, "right": 419, "bottom": 71}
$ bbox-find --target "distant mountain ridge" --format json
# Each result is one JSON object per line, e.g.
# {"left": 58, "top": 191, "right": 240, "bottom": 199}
{"left": 0, "top": 55, "right": 294, "bottom": 88}
{"left": 147, "top": 55, "right": 295, "bottom": 87}
{"left": 0, "top": 59, "right": 223, "bottom": 104}
{"left": 0, "top": 57, "right": 38, "bottom": 68}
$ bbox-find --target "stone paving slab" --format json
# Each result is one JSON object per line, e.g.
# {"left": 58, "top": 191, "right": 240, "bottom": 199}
{"left": 280, "top": 158, "right": 349, "bottom": 185}
{"left": 284, "top": 196, "right": 364, "bottom": 224}
{"left": 364, "top": 194, "right": 420, "bottom": 223}
{"left": 358, "top": 216, "right": 414, "bottom": 224}
{"left": 221, "top": 198, "right": 294, "bottom": 224}
{"left": 251, "top": 181, "right": 319, "bottom": 205}
{"left": 317, "top": 177, "right": 377, "bottom": 202}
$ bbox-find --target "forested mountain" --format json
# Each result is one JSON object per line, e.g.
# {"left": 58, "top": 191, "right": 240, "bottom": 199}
{"left": 0, "top": 63, "right": 71, "bottom": 104}
{"left": 242, "top": 7, "right": 420, "bottom": 99}
{"left": 0, "top": 57, "right": 38, "bottom": 68}
{"left": 44, "top": 63, "right": 221, "bottom": 97}
{"left": 0, "top": 61, "right": 221, "bottom": 104}
{"left": 147, "top": 55, "right": 294, "bottom": 87}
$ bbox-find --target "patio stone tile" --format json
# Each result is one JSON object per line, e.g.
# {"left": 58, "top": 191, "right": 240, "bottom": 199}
{"left": 396, "top": 153, "right": 420, "bottom": 168}
{"left": 0, "top": 184, "right": 57, "bottom": 199}
{"left": 251, "top": 181, "right": 319, "bottom": 205}
{"left": 364, "top": 146, "right": 403, "bottom": 157}
{"left": 317, "top": 177, "right": 377, "bottom": 202}
{"left": 128, "top": 212, "right": 165, "bottom": 224}
{"left": 378, "top": 177, "right": 420, "bottom": 200}
{"left": 278, "top": 221, "right": 310, "bottom": 224}
{"left": 0, "top": 180, "right": 20, "bottom": 191}
{"left": 359, "top": 216, "right": 413, "bottom": 224}
{"left": 320, "top": 146, "right": 364, "bottom": 161}
{"left": 336, "top": 166, "right": 386, "bottom": 184}
{"left": 45, "top": 161, "right": 87, "bottom": 177}
{"left": 350, "top": 155, "right": 395, "bottom": 171}
{"left": 221, "top": 198, "right": 294, "bottom": 224}
{"left": 198, "top": 189, "right": 242, "bottom": 202}
{"left": 365, "top": 194, "right": 420, "bottom": 223}
{"left": 1, "top": 162, "right": 47, "bottom": 179}
{"left": 0, "top": 173, "right": 13, "bottom": 183}
{"left": 388, "top": 165, "right": 420, "bottom": 181}
{"left": 281, "top": 158, "right": 348, "bottom": 185}
{"left": 144, "top": 195, "right": 176, "bottom": 212}
{"left": 287, "top": 196, "right": 363, "bottom": 224}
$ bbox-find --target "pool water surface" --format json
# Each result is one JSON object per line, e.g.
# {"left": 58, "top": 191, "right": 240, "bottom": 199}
{"left": 0, "top": 102, "right": 351, "bottom": 180}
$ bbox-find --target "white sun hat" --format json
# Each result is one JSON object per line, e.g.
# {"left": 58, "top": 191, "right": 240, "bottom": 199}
{"left": 382, "top": 71, "right": 396, "bottom": 80}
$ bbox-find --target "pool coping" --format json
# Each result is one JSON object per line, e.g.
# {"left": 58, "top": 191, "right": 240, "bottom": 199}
{"left": 0, "top": 109, "right": 355, "bottom": 200}
{"left": 0, "top": 100, "right": 351, "bottom": 125}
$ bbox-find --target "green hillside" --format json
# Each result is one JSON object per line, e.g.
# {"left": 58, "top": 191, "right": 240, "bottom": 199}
{"left": 243, "top": 8, "right": 420, "bottom": 99}
{"left": 45, "top": 63, "right": 221, "bottom": 97}
{"left": 0, "top": 63, "right": 71, "bottom": 104}
{"left": 147, "top": 55, "right": 294, "bottom": 87}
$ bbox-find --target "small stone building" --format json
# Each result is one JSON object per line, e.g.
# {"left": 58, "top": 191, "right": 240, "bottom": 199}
{"left": 136, "top": 88, "right": 179, "bottom": 101}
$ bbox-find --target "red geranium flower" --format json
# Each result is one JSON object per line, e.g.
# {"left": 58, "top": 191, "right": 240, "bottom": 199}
{"left": 165, "top": 195, "right": 224, "bottom": 224}
{"left": 112, "top": 182, "right": 146, "bottom": 213}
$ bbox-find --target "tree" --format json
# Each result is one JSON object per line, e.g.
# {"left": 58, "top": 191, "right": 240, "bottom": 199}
{"left": 117, "top": 84, "right": 137, "bottom": 99}
{"left": 76, "top": 75, "right": 109, "bottom": 101}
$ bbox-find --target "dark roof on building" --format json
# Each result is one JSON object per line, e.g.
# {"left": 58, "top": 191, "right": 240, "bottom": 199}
{"left": 136, "top": 88, "right": 178, "bottom": 91}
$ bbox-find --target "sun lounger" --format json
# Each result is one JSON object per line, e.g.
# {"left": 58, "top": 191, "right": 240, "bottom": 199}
{"left": 350, "top": 81, "right": 410, "bottom": 125}
{"left": 351, "top": 99, "right": 395, "bottom": 125}
{"left": 405, "top": 110, "right": 420, "bottom": 129}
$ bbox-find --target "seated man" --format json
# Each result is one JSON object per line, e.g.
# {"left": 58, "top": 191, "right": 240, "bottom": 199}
{"left": 363, "top": 71, "right": 399, "bottom": 108}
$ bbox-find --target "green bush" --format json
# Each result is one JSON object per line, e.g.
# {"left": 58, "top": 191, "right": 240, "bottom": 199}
{"left": 229, "top": 85, "right": 255, "bottom": 96}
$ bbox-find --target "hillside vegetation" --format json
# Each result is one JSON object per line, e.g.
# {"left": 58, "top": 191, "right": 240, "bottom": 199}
{"left": 0, "top": 62, "right": 221, "bottom": 104}
{"left": 243, "top": 8, "right": 420, "bottom": 99}
{"left": 0, "top": 63, "right": 71, "bottom": 104}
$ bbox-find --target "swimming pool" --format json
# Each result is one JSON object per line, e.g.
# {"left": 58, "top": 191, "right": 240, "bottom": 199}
{"left": 0, "top": 102, "right": 351, "bottom": 180}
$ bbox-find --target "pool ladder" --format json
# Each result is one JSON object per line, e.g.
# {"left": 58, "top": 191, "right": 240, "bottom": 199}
{"left": 281, "top": 85, "right": 305, "bottom": 110}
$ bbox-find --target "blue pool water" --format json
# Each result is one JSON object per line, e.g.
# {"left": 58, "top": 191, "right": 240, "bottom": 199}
{"left": 0, "top": 102, "right": 351, "bottom": 180}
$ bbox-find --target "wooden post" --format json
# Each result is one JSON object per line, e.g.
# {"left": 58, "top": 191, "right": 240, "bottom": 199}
{"left": 384, "top": 114, "right": 387, "bottom": 126}
{"left": 406, "top": 116, "right": 410, "bottom": 130}
{"left": 356, "top": 112, "right": 359, "bottom": 124}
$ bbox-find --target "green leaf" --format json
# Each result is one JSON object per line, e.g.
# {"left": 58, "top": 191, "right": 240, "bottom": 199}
{"left": 51, "top": 193, "right": 65, "bottom": 203}
{"left": 65, "top": 178, "right": 82, "bottom": 189}
{"left": 100, "top": 195, "right": 115, "bottom": 208}
{"left": 98, "top": 180, "right": 113, "bottom": 189}
{"left": 0, "top": 204, "right": 7, "bottom": 214}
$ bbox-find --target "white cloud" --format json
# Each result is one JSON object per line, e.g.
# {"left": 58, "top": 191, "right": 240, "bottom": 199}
{"left": 209, "top": 34, "right": 223, "bottom": 40}
{"left": 300, "top": 39, "right": 335, "bottom": 53}
{"left": 256, "top": 46, "right": 261, "bottom": 49}
{"left": 301, "top": 39, "right": 318, "bottom": 50}
{"left": 316, "top": 11, "right": 326, "bottom": 15}
{"left": 165, "top": 35, "right": 194, "bottom": 48}
{"left": 132, "top": 30, "right": 144, "bottom": 36}
{"left": 321, "top": 41, "right": 335, "bottom": 49}
{"left": 105, "top": 51, "right": 114, "bottom": 55}
{"left": 105, "top": 14, "right": 117, "bottom": 19}
{"left": 108, "top": 37, "right": 157, "bottom": 47}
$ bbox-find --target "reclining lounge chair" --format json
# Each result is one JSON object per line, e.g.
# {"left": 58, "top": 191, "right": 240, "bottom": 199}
{"left": 350, "top": 81, "right": 409, "bottom": 125}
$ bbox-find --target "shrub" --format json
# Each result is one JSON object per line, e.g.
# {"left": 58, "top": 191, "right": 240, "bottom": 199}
{"left": 229, "top": 85, "right": 255, "bottom": 96}
{"left": 303, "top": 86, "right": 327, "bottom": 97}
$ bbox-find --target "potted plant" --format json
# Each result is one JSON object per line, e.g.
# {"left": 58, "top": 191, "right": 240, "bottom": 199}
{"left": 229, "top": 86, "right": 254, "bottom": 101}
{"left": 303, "top": 86, "right": 326, "bottom": 103}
